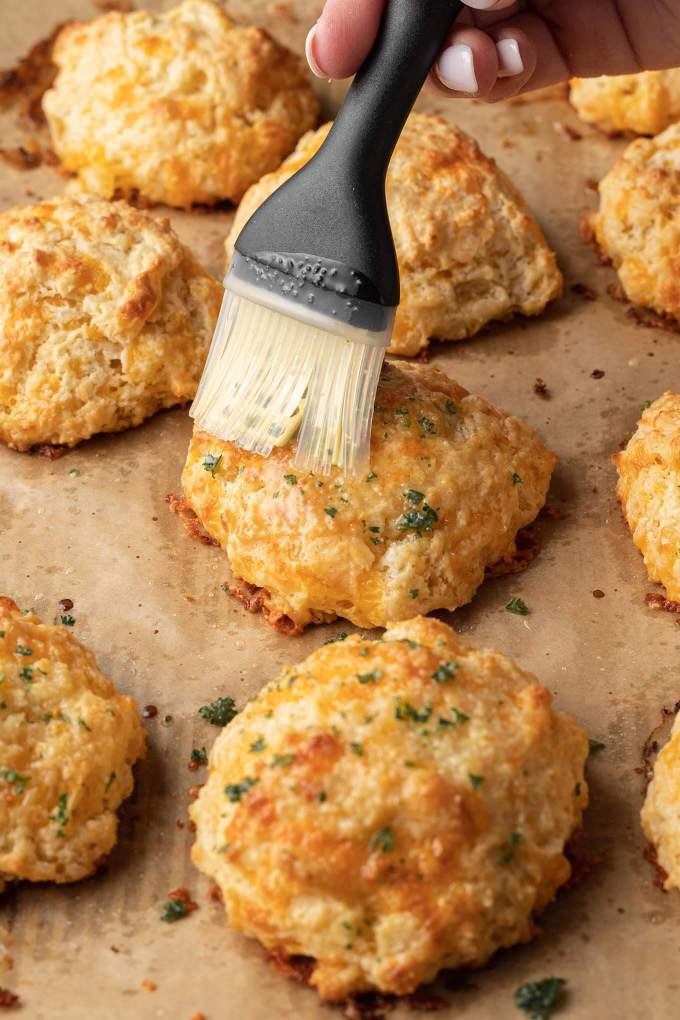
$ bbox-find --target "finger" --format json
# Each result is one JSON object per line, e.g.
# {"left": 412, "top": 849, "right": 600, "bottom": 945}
{"left": 307, "top": 0, "right": 386, "bottom": 79}
{"left": 432, "top": 27, "right": 499, "bottom": 98}
{"left": 480, "top": 26, "right": 538, "bottom": 103}
{"left": 463, "top": 0, "right": 517, "bottom": 9}
{"left": 483, "top": 13, "right": 570, "bottom": 97}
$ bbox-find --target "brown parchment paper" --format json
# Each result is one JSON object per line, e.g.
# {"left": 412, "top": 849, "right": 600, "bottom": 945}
{"left": 2, "top": 2, "right": 680, "bottom": 1018}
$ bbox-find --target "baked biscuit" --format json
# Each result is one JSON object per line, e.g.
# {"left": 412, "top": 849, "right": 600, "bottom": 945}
{"left": 0, "top": 597, "right": 145, "bottom": 891}
{"left": 191, "top": 615, "right": 589, "bottom": 1001}
{"left": 182, "top": 362, "right": 556, "bottom": 630}
{"left": 226, "top": 114, "right": 562, "bottom": 356}
{"left": 586, "top": 125, "right": 680, "bottom": 324}
{"left": 642, "top": 712, "right": 680, "bottom": 890}
{"left": 42, "top": 0, "right": 319, "bottom": 208}
{"left": 571, "top": 71, "right": 680, "bottom": 136}
{"left": 614, "top": 392, "right": 680, "bottom": 599}
{"left": 0, "top": 194, "right": 222, "bottom": 451}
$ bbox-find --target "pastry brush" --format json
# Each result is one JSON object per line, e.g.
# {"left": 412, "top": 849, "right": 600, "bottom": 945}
{"left": 191, "top": 0, "right": 464, "bottom": 476}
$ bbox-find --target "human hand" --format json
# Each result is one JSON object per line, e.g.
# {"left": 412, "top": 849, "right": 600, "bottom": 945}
{"left": 305, "top": 1, "right": 680, "bottom": 103}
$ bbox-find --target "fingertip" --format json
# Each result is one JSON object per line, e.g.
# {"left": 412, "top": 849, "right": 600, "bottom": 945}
{"left": 312, "top": 0, "right": 386, "bottom": 80}
{"left": 434, "top": 28, "right": 499, "bottom": 98}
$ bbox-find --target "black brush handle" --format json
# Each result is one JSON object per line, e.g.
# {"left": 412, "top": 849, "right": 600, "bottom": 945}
{"left": 235, "top": 0, "right": 464, "bottom": 311}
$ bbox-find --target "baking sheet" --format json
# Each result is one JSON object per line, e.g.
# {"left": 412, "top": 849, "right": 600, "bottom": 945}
{"left": 2, "top": 2, "right": 680, "bottom": 1017}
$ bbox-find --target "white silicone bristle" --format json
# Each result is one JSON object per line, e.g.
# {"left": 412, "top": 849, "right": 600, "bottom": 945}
{"left": 190, "top": 288, "right": 388, "bottom": 476}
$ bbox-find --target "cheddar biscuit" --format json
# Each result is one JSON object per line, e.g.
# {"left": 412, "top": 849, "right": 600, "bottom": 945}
{"left": 191, "top": 615, "right": 589, "bottom": 1001}
{"left": 0, "top": 194, "right": 222, "bottom": 451}
{"left": 586, "top": 124, "right": 680, "bottom": 324}
{"left": 182, "top": 362, "right": 556, "bottom": 631}
{"left": 642, "top": 712, "right": 680, "bottom": 891}
{"left": 226, "top": 114, "right": 562, "bottom": 356}
{"left": 615, "top": 392, "right": 680, "bottom": 599}
{"left": 0, "top": 597, "right": 145, "bottom": 891}
{"left": 42, "top": 0, "right": 319, "bottom": 208}
{"left": 571, "top": 71, "right": 680, "bottom": 136}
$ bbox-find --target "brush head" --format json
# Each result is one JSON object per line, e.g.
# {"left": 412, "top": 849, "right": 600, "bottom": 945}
{"left": 190, "top": 263, "right": 393, "bottom": 476}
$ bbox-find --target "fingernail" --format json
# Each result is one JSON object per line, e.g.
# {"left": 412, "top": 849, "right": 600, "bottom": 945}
{"left": 496, "top": 38, "right": 524, "bottom": 78}
{"left": 464, "top": 0, "right": 499, "bottom": 7}
{"left": 305, "top": 24, "right": 325, "bottom": 78}
{"left": 436, "top": 44, "right": 478, "bottom": 94}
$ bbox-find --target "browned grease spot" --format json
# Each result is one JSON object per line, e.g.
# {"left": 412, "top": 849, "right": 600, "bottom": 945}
{"left": 165, "top": 493, "right": 219, "bottom": 547}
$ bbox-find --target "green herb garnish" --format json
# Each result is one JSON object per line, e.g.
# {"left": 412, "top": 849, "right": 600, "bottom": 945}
{"left": 250, "top": 736, "right": 265, "bottom": 752}
{"left": 514, "top": 977, "right": 566, "bottom": 1020}
{"left": 432, "top": 661, "right": 458, "bottom": 683}
{"left": 357, "top": 670, "right": 383, "bottom": 685}
{"left": 506, "top": 597, "right": 529, "bottom": 616}
{"left": 589, "top": 738, "right": 606, "bottom": 754}
{"left": 104, "top": 771, "right": 116, "bottom": 793}
{"left": 404, "top": 489, "right": 425, "bottom": 505}
{"left": 16, "top": 644, "right": 32, "bottom": 657}
{"left": 190, "top": 747, "right": 208, "bottom": 766}
{"left": 501, "top": 831, "right": 523, "bottom": 864}
{"left": 396, "top": 504, "right": 438, "bottom": 534}
{"left": 324, "top": 507, "right": 337, "bottom": 518}
{"left": 369, "top": 827, "right": 393, "bottom": 853}
{"left": 161, "top": 899, "right": 189, "bottom": 923}
{"left": 224, "top": 777, "right": 258, "bottom": 802}
{"left": 409, "top": 588, "right": 419, "bottom": 599}
{"left": 2, "top": 770, "right": 30, "bottom": 795}
{"left": 271, "top": 753, "right": 296, "bottom": 768}
{"left": 199, "top": 696, "right": 237, "bottom": 726}
{"left": 395, "top": 699, "right": 431, "bottom": 723}
{"left": 283, "top": 474, "right": 297, "bottom": 485}
{"left": 202, "top": 453, "right": 222, "bottom": 478}
{"left": 350, "top": 742, "right": 364, "bottom": 756}
{"left": 512, "top": 473, "right": 523, "bottom": 485}
{"left": 366, "top": 472, "right": 378, "bottom": 482}
{"left": 324, "top": 631, "right": 348, "bottom": 644}
{"left": 59, "top": 614, "right": 76, "bottom": 626}
{"left": 50, "top": 793, "right": 69, "bottom": 836}
{"left": 468, "top": 773, "right": 484, "bottom": 789}
{"left": 444, "top": 399, "right": 457, "bottom": 414}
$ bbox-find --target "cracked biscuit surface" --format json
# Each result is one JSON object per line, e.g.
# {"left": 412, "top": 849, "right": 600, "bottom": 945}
{"left": 0, "top": 194, "right": 222, "bottom": 451}
{"left": 226, "top": 114, "right": 562, "bottom": 356}
{"left": 642, "top": 712, "right": 680, "bottom": 891}
{"left": 182, "top": 362, "right": 556, "bottom": 630}
{"left": 191, "top": 615, "right": 588, "bottom": 1001}
{"left": 0, "top": 597, "right": 145, "bottom": 892}
{"left": 43, "top": 0, "right": 319, "bottom": 208}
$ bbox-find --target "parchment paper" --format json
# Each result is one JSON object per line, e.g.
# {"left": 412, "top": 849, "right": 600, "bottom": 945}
{"left": 2, "top": 2, "right": 680, "bottom": 1018}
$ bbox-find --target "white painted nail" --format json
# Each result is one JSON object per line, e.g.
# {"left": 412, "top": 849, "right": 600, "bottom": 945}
{"left": 436, "top": 44, "right": 478, "bottom": 94}
{"left": 305, "top": 24, "right": 325, "bottom": 78}
{"left": 496, "top": 38, "right": 524, "bottom": 78}
{"left": 464, "top": 0, "right": 499, "bottom": 7}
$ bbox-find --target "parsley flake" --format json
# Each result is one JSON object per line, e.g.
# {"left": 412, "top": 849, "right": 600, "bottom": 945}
{"left": 512, "top": 473, "right": 524, "bottom": 485}
{"left": 271, "top": 753, "right": 296, "bottom": 768}
{"left": 250, "top": 736, "right": 265, "bottom": 752}
{"left": 395, "top": 699, "right": 432, "bottom": 723}
{"left": 50, "top": 793, "right": 69, "bottom": 836}
{"left": 366, "top": 471, "right": 378, "bottom": 482}
{"left": 224, "top": 777, "right": 258, "bottom": 802}
{"left": 202, "top": 453, "right": 222, "bottom": 478}
{"left": 589, "top": 738, "right": 606, "bottom": 754}
{"left": 514, "top": 977, "right": 566, "bottom": 1020}
{"left": 324, "top": 506, "right": 338, "bottom": 518}
{"left": 418, "top": 416, "right": 436, "bottom": 434}
{"left": 506, "top": 597, "right": 529, "bottom": 616}
{"left": 190, "top": 747, "right": 208, "bottom": 766}
{"left": 468, "top": 773, "right": 484, "bottom": 789}
{"left": 357, "top": 670, "right": 383, "bottom": 685}
{"left": 396, "top": 504, "right": 438, "bottom": 534}
{"left": 283, "top": 474, "right": 297, "bottom": 485}
{"left": 444, "top": 399, "right": 457, "bottom": 414}
{"left": 350, "top": 742, "right": 364, "bottom": 756}
{"left": 2, "top": 770, "right": 30, "bottom": 795}
{"left": 59, "top": 614, "right": 76, "bottom": 626}
{"left": 432, "top": 661, "right": 458, "bottom": 683}
{"left": 16, "top": 644, "right": 32, "bottom": 657}
{"left": 409, "top": 588, "right": 419, "bottom": 599}
{"left": 324, "top": 631, "right": 348, "bottom": 644}
{"left": 404, "top": 489, "right": 425, "bottom": 505}
{"left": 161, "top": 899, "right": 189, "bottom": 923}
{"left": 104, "top": 771, "right": 116, "bottom": 793}
{"left": 199, "top": 696, "right": 237, "bottom": 726}
{"left": 369, "top": 827, "right": 393, "bottom": 853}
{"left": 501, "top": 831, "right": 523, "bottom": 864}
